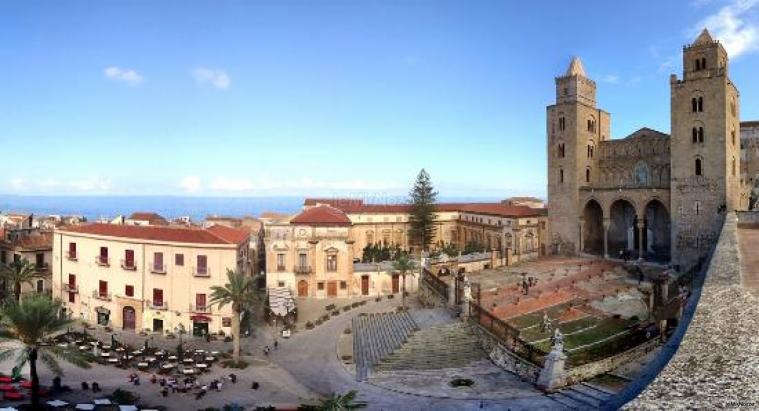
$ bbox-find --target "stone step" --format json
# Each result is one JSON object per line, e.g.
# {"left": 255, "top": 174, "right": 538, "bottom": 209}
{"left": 581, "top": 381, "right": 618, "bottom": 396}
{"left": 558, "top": 387, "right": 603, "bottom": 408}
{"left": 547, "top": 392, "right": 586, "bottom": 410}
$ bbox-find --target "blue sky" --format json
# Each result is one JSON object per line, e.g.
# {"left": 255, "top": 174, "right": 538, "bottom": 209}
{"left": 1, "top": 0, "right": 758, "bottom": 199}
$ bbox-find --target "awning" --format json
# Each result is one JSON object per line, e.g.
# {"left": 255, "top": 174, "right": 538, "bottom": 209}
{"left": 95, "top": 307, "right": 110, "bottom": 315}
{"left": 190, "top": 315, "right": 212, "bottom": 322}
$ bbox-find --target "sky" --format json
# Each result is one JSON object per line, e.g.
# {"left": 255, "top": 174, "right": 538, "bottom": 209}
{"left": 1, "top": 0, "right": 759, "bottom": 199}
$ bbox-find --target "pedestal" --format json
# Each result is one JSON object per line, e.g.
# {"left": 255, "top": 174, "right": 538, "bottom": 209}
{"left": 537, "top": 348, "right": 567, "bottom": 392}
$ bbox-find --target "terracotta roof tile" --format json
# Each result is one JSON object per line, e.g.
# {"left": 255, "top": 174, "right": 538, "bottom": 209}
{"left": 127, "top": 212, "right": 168, "bottom": 225}
{"left": 12, "top": 232, "right": 53, "bottom": 250}
{"left": 58, "top": 223, "right": 247, "bottom": 245}
{"left": 206, "top": 224, "right": 250, "bottom": 244}
{"left": 290, "top": 205, "right": 351, "bottom": 226}
{"left": 302, "top": 198, "right": 546, "bottom": 218}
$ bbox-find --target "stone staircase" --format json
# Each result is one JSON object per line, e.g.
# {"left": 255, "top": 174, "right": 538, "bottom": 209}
{"left": 546, "top": 382, "right": 617, "bottom": 410}
{"left": 374, "top": 323, "right": 487, "bottom": 372}
{"left": 353, "top": 311, "right": 419, "bottom": 380}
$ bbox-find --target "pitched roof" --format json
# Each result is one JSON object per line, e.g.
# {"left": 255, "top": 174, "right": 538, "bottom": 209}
{"left": 12, "top": 232, "right": 53, "bottom": 251}
{"left": 206, "top": 224, "right": 250, "bottom": 244}
{"left": 566, "top": 56, "right": 586, "bottom": 77}
{"left": 127, "top": 212, "right": 168, "bottom": 225}
{"left": 58, "top": 223, "right": 247, "bottom": 245}
{"left": 694, "top": 28, "right": 713, "bottom": 45}
{"left": 290, "top": 205, "right": 351, "bottom": 226}
{"left": 302, "top": 198, "right": 546, "bottom": 218}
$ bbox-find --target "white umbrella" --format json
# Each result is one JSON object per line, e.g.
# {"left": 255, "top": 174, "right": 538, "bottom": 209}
{"left": 0, "top": 407, "right": 19, "bottom": 411}
{"left": 46, "top": 400, "right": 69, "bottom": 407}
{"left": 119, "top": 406, "right": 138, "bottom": 411}
{"left": 75, "top": 405, "right": 95, "bottom": 411}
{"left": 93, "top": 399, "right": 112, "bottom": 405}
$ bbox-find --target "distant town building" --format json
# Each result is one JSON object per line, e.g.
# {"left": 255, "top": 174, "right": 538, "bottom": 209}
{"left": 52, "top": 223, "right": 249, "bottom": 335}
{"left": 0, "top": 230, "right": 53, "bottom": 297}
{"left": 125, "top": 212, "right": 169, "bottom": 226}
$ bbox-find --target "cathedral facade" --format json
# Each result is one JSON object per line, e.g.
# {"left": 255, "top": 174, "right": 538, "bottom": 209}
{"left": 547, "top": 29, "right": 747, "bottom": 271}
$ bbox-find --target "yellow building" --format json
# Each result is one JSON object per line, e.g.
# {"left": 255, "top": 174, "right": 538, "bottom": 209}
{"left": 52, "top": 223, "right": 249, "bottom": 336}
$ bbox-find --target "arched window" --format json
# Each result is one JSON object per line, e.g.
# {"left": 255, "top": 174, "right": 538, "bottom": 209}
{"left": 559, "top": 117, "right": 566, "bottom": 131}
{"left": 587, "top": 144, "right": 594, "bottom": 158}
{"left": 732, "top": 129, "right": 736, "bottom": 146}
{"left": 633, "top": 161, "right": 650, "bottom": 186}
{"left": 692, "top": 98, "right": 698, "bottom": 112}
{"left": 701, "top": 57, "right": 706, "bottom": 69}
{"left": 698, "top": 127, "right": 704, "bottom": 143}
{"left": 559, "top": 168, "right": 564, "bottom": 183}
{"left": 587, "top": 118, "right": 596, "bottom": 133}
{"left": 695, "top": 59, "right": 701, "bottom": 71}
{"left": 695, "top": 157, "right": 702, "bottom": 176}
{"left": 692, "top": 127, "right": 698, "bottom": 143}
{"left": 698, "top": 96, "right": 703, "bottom": 112}
{"left": 585, "top": 168, "right": 591, "bottom": 183}
{"left": 732, "top": 157, "right": 736, "bottom": 176}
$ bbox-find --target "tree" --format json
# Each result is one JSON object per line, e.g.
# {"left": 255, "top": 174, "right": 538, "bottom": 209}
{"left": 408, "top": 169, "right": 438, "bottom": 252}
{"left": 209, "top": 269, "right": 256, "bottom": 362}
{"left": 301, "top": 390, "right": 368, "bottom": 410}
{"left": 0, "top": 295, "right": 91, "bottom": 410}
{"left": 392, "top": 253, "right": 416, "bottom": 310}
{"left": 1, "top": 259, "right": 42, "bottom": 303}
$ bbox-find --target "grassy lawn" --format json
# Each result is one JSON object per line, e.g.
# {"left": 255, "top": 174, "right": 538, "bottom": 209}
{"left": 529, "top": 317, "right": 637, "bottom": 353}
{"left": 507, "top": 301, "right": 580, "bottom": 329}
{"left": 519, "top": 316, "right": 598, "bottom": 343}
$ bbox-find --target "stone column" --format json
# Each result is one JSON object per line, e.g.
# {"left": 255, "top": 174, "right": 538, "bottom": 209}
{"left": 603, "top": 218, "right": 611, "bottom": 259}
{"left": 637, "top": 219, "right": 645, "bottom": 261}
{"left": 578, "top": 219, "right": 584, "bottom": 254}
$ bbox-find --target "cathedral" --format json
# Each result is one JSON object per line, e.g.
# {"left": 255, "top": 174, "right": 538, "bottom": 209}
{"left": 546, "top": 29, "right": 749, "bottom": 271}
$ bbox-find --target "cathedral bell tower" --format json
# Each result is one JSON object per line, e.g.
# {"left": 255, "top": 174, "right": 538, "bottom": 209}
{"left": 547, "top": 57, "right": 610, "bottom": 255}
{"left": 670, "top": 29, "right": 741, "bottom": 269}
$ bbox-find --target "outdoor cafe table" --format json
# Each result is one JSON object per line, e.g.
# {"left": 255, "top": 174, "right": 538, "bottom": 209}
{"left": 79, "top": 346, "right": 89, "bottom": 350}
{"left": 57, "top": 343, "right": 68, "bottom": 348}
{"left": 102, "top": 345, "right": 111, "bottom": 350}
{"left": 145, "top": 356, "right": 157, "bottom": 362}
{"left": 137, "top": 362, "right": 149, "bottom": 369}
{"left": 210, "top": 351, "right": 220, "bottom": 355}
{"left": 100, "top": 353, "right": 111, "bottom": 358}
{"left": 132, "top": 350, "right": 142, "bottom": 355}
{"left": 161, "top": 364, "right": 175, "bottom": 370}
{"left": 167, "top": 356, "right": 178, "bottom": 361}
{"left": 182, "top": 358, "right": 194, "bottom": 364}
{"left": 115, "top": 347, "right": 125, "bottom": 352}
{"left": 204, "top": 356, "right": 215, "bottom": 362}
{"left": 108, "top": 358, "right": 119, "bottom": 364}
{"left": 196, "top": 364, "right": 208, "bottom": 371}
{"left": 181, "top": 369, "right": 195, "bottom": 375}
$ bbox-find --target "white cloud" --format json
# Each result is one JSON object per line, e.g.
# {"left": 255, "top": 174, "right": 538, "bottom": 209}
{"left": 192, "top": 67, "right": 231, "bottom": 90}
{"left": 179, "top": 176, "right": 202, "bottom": 193}
{"left": 8, "top": 177, "right": 112, "bottom": 193}
{"left": 210, "top": 177, "right": 253, "bottom": 192}
{"left": 695, "top": 0, "right": 759, "bottom": 57}
{"left": 10, "top": 178, "right": 24, "bottom": 189}
{"left": 104, "top": 66, "right": 143, "bottom": 86}
{"left": 600, "top": 74, "right": 619, "bottom": 84}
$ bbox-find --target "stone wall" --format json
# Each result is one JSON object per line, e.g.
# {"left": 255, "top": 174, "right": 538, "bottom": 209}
{"left": 613, "top": 212, "right": 759, "bottom": 409}
{"left": 565, "top": 339, "right": 660, "bottom": 386}
{"left": 417, "top": 277, "right": 448, "bottom": 308}
{"left": 472, "top": 325, "right": 540, "bottom": 383}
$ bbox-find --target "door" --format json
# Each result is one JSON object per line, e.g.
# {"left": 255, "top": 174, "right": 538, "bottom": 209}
{"left": 361, "top": 276, "right": 369, "bottom": 296}
{"left": 195, "top": 293, "right": 206, "bottom": 311}
{"left": 193, "top": 321, "right": 209, "bottom": 337}
{"left": 392, "top": 274, "right": 399, "bottom": 294}
{"left": 153, "top": 319, "right": 163, "bottom": 333}
{"left": 122, "top": 306, "right": 136, "bottom": 330}
{"left": 327, "top": 281, "right": 337, "bottom": 297}
{"left": 297, "top": 280, "right": 308, "bottom": 297}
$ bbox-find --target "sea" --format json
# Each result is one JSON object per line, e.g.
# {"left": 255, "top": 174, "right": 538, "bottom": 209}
{"left": 0, "top": 195, "right": 505, "bottom": 222}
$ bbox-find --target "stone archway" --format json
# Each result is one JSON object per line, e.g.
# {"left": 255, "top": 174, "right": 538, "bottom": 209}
{"left": 582, "top": 199, "right": 604, "bottom": 255}
{"left": 609, "top": 199, "right": 638, "bottom": 259}
{"left": 644, "top": 199, "right": 671, "bottom": 262}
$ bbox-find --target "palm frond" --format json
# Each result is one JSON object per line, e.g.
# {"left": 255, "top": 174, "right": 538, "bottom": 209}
{"left": 0, "top": 348, "right": 18, "bottom": 364}
{"left": 39, "top": 350, "right": 63, "bottom": 376}
{"left": 44, "top": 346, "right": 92, "bottom": 370}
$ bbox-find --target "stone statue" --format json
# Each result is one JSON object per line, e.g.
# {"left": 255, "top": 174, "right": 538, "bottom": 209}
{"left": 551, "top": 328, "right": 564, "bottom": 352}
{"left": 463, "top": 279, "right": 472, "bottom": 302}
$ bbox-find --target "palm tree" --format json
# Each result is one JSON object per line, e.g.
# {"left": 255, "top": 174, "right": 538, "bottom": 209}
{"left": 1, "top": 259, "right": 42, "bottom": 303}
{"left": 0, "top": 295, "right": 91, "bottom": 410}
{"left": 392, "top": 253, "right": 416, "bottom": 310}
{"left": 302, "top": 390, "right": 367, "bottom": 410}
{"left": 209, "top": 269, "right": 255, "bottom": 362}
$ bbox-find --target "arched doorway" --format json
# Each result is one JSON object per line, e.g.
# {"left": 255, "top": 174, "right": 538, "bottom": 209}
{"left": 122, "top": 306, "right": 136, "bottom": 330}
{"left": 644, "top": 199, "right": 671, "bottom": 262}
{"left": 609, "top": 199, "right": 638, "bottom": 259}
{"left": 297, "top": 280, "right": 308, "bottom": 297}
{"left": 582, "top": 199, "right": 604, "bottom": 255}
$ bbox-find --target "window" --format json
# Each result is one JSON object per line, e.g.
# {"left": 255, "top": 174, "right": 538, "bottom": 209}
{"left": 197, "top": 255, "right": 208, "bottom": 275}
{"left": 125, "top": 285, "right": 134, "bottom": 297}
{"left": 124, "top": 249, "right": 134, "bottom": 268}
{"left": 175, "top": 253, "right": 184, "bottom": 266}
{"left": 587, "top": 144, "right": 594, "bottom": 158}
{"left": 698, "top": 97, "right": 703, "bottom": 112}
{"left": 317, "top": 282, "right": 325, "bottom": 290}
{"left": 36, "top": 253, "right": 44, "bottom": 269}
{"left": 36, "top": 279, "right": 44, "bottom": 293}
{"left": 585, "top": 168, "right": 591, "bottom": 183}
{"left": 701, "top": 57, "right": 706, "bottom": 69}
{"left": 298, "top": 253, "right": 307, "bottom": 268}
{"left": 277, "top": 281, "right": 285, "bottom": 287}
{"left": 196, "top": 293, "right": 206, "bottom": 310}
{"left": 153, "top": 288, "right": 163, "bottom": 306}
{"left": 732, "top": 157, "right": 736, "bottom": 176}
{"left": 698, "top": 127, "right": 704, "bottom": 143}
{"left": 692, "top": 98, "right": 698, "bottom": 112}
{"left": 559, "top": 117, "right": 566, "bottom": 131}
{"left": 695, "top": 157, "right": 703, "bottom": 176}
{"left": 692, "top": 127, "right": 698, "bottom": 143}
{"left": 98, "top": 246, "right": 109, "bottom": 265}
{"left": 695, "top": 59, "right": 701, "bottom": 71}
{"left": 587, "top": 118, "right": 596, "bottom": 133}
{"left": 327, "top": 254, "right": 338, "bottom": 272}
{"left": 276, "top": 254, "right": 285, "bottom": 271}
{"left": 68, "top": 242, "right": 77, "bottom": 259}
{"left": 558, "top": 143, "right": 565, "bottom": 158}
{"left": 98, "top": 280, "right": 108, "bottom": 297}
{"left": 732, "top": 129, "right": 736, "bottom": 146}
{"left": 153, "top": 252, "right": 164, "bottom": 272}
{"left": 695, "top": 201, "right": 701, "bottom": 216}
{"left": 559, "top": 168, "right": 564, "bottom": 183}
{"left": 68, "top": 292, "right": 75, "bottom": 303}
{"left": 340, "top": 281, "right": 347, "bottom": 290}
{"left": 68, "top": 274, "right": 76, "bottom": 289}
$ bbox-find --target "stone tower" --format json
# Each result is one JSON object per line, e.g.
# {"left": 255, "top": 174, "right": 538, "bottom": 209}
{"left": 670, "top": 29, "right": 741, "bottom": 269}
{"left": 547, "top": 58, "right": 611, "bottom": 254}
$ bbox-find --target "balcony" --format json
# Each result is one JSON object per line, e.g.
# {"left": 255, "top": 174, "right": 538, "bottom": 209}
{"left": 121, "top": 259, "right": 138, "bottom": 271}
{"left": 193, "top": 266, "right": 210, "bottom": 277}
{"left": 66, "top": 251, "right": 78, "bottom": 261}
{"left": 276, "top": 265, "right": 286, "bottom": 272}
{"left": 190, "top": 304, "right": 212, "bottom": 313}
{"left": 92, "top": 290, "right": 111, "bottom": 301}
{"left": 63, "top": 284, "right": 79, "bottom": 293}
{"left": 35, "top": 263, "right": 50, "bottom": 273}
{"left": 150, "top": 263, "right": 166, "bottom": 274}
{"left": 294, "top": 265, "right": 312, "bottom": 274}
{"left": 95, "top": 256, "right": 110, "bottom": 267}
{"left": 149, "top": 300, "right": 169, "bottom": 310}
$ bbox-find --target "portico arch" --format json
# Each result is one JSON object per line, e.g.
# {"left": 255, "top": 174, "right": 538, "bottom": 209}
{"left": 582, "top": 199, "right": 603, "bottom": 255}
{"left": 644, "top": 199, "right": 671, "bottom": 262}
{"left": 609, "top": 199, "right": 639, "bottom": 259}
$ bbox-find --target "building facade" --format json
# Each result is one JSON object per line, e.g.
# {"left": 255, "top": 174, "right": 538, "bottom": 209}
{"left": 52, "top": 223, "right": 249, "bottom": 336}
{"left": 547, "top": 29, "right": 750, "bottom": 270}
{"left": 265, "top": 199, "right": 547, "bottom": 298}
{"left": 0, "top": 230, "right": 53, "bottom": 297}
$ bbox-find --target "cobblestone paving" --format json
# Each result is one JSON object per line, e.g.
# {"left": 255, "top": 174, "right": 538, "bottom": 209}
{"left": 625, "top": 214, "right": 759, "bottom": 409}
